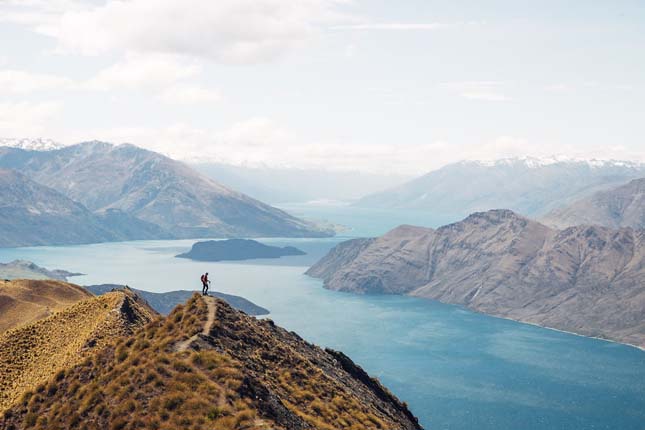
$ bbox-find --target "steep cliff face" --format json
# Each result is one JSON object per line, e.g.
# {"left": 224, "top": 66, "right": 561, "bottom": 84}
{"left": 307, "top": 210, "right": 645, "bottom": 348}
{"left": 542, "top": 177, "right": 645, "bottom": 229}
{"left": 1, "top": 295, "right": 422, "bottom": 430}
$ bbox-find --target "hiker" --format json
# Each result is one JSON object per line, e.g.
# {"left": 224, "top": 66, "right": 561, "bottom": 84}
{"left": 201, "top": 272, "right": 210, "bottom": 296}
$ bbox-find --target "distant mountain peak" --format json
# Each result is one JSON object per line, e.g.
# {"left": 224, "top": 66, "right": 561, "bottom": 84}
{"left": 0, "top": 138, "right": 64, "bottom": 151}
{"left": 462, "top": 156, "right": 644, "bottom": 170}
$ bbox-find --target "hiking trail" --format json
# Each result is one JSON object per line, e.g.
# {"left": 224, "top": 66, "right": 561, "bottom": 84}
{"left": 175, "top": 295, "right": 216, "bottom": 352}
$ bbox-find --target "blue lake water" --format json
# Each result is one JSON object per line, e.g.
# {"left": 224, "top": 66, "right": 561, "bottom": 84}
{"left": 1, "top": 235, "right": 643, "bottom": 430}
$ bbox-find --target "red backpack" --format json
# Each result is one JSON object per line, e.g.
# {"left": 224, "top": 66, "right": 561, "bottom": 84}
{"left": 200, "top": 274, "right": 206, "bottom": 283}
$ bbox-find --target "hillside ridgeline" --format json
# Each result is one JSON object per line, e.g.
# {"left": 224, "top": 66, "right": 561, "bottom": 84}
{"left": 307, "top": 210, "right": 645, "bottom": 348}
{"left": 0, "top": 282, "right": 155, "bottom": 411}
{"left": 85, "top": 284, "right": 269, "bottom": 316}
{"left": 0, "top": 142, "right": 333, "bottom": 239}
{"left": 542, "top": 177, "right": 645, "bottom": 229}
{"left": 0, "top": 279, "right": 92, "bottom": 333}
{"left": 1, "top": 294, "right": 421, "bottom": 429}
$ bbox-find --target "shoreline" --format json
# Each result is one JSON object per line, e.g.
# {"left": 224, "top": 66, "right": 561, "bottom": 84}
{"left": 425, "top": 297, "right": 645, "bottom": 353}
{"left": 317, "top": 282, "right": 645, "bottom": 353}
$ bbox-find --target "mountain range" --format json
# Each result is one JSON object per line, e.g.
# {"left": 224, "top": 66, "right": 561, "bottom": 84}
{"left": 0, "top": 141, "right": 333, "bottom": 246}
{"left": 542, "top": 178, "right": 645, "bottom": 229}
{"left": 307, "top": 209, "right": 645, "bottom": 348}
{"left": 0, "top": 169, "right": 168, "bottom": 247}
{"left": 193, "top": 162, "right": 410, "bottom": 204}
{"left": 355, "top": 158, "right": 645, "bottom": 218}
{"left": 0, "top": 280, "right": 421, "bottom": 429}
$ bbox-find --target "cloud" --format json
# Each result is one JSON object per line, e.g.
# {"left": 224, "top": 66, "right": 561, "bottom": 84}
{"left": 83, "top": 54, "right": 200, "bottom": 91}
{"left": 0, "top": 101, "right": 62, "bottom": 137}
{"left": 331, "top": 23, "right": 450, "bottom": 31}
{"left": 28, "top": 0, "right": 347, "bottom": 63}
{"left": 157, "top": 85, "right": 223, "bottom": 105}
{"left": 0, "top": 70, "right": 73, "bottom": 93}
{"left": 52, "top": 120, "right": 645, "bottom": 176}
{"left": 439, "top": 81, "right": 512, "bottom": 102}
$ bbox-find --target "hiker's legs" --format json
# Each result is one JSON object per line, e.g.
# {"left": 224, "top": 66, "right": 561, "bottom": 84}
{"left": 202, "top": 282, "right": 207, "bottom": 295}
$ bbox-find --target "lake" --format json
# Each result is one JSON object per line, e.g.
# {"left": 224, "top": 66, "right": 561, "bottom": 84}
{"left": 1, "top": 205, "right": 644, "bottom": 430}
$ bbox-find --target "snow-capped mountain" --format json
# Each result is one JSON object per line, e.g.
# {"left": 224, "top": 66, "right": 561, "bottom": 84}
{"left": 355, "top": 157, "right": 645, "bottom": 218}
{"left": 0, "top": 138, "right": 64, "bottom": 151}
{"left": 465, "top": 156, "right": 644, "bottom": 170}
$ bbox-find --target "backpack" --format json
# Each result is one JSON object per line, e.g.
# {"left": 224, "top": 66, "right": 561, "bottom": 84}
{"left": 200, "top": 274, "right": 206, "bottom": 283}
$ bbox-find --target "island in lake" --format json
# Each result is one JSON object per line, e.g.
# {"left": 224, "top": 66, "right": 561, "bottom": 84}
{"left": 176, "top": 239, "right": 306, "bottom": 262}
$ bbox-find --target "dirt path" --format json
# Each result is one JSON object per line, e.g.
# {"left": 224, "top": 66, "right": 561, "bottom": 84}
{"left": 175, "top": 295, "right": 216, "bottom": 352}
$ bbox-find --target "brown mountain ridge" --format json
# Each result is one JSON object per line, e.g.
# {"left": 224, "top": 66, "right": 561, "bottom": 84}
{"left": 307, "top": 209, "right": 645, "bottom": 348}
{"left": 0, "top": 281, "right": 156, "bottom": 412}
{"left": 1, "top": 285, "right": 421, "bottom": 429}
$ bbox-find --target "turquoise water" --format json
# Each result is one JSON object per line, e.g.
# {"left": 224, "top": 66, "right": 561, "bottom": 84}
{"left": 1, "top": 238, "right": 643, "bottom": 430}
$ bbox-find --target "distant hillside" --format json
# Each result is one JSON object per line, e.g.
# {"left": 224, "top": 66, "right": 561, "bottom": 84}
{"left": 176, "top": 239, "right": 305, "bottom": 262}
{"left": 193, "top": 162, "right": 410, "bottom": 204}
{"left": 1, "top": 294, "right": 421, "bottom": 429}
{"left": 0, "top": 138, "right": 63, "bottom": 152}
{"left": 0, "top": 260, "right": 82, "bottom": 282}
{"left": 355, "top": 158, "right": 645, "bottom": 218}
{"left": 308, "top": 210, "right": 645, "bottom": 348}
{"left": 542, "top": 178, "right": 645, "bottom": 229}
{"left": 0, "top": 282, "right": 155, "bottom": 410}
{"left": 0, "top": 168, "right": 173, "bottom": 247}
{"left": 0, "top": 142, "right": 334, "bottom": 239}
{"left": 85, "top": 284, "right": 269, "bottom": 316}
{"left": 0, "top": 279, "right": 91, "bottom": 333}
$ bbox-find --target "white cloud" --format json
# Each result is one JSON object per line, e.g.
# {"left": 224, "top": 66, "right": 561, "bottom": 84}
{"left": 157, "top": 85, "right": 222, "bottom": 105}
{"left": 439, "top": 81, "right": 512, "bottom": 102}
{"left": 30, "top": 0, "right": 347, "bottom": 63}
{"left": 0, "top": 101, "right": 62, "bottom": 137}
{"left": 332, "top": 23, "right": 449, "bottom": 31}
{"left": 52, "top": 121, "right": 645, "bottom": 176}
{"left": 83, "top": 54, "right": 200, "bottom": 91}
{"left": 0, "top": 70, "right": 73, "bottom": 93}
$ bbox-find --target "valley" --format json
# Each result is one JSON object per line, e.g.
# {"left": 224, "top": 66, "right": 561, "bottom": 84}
{"left": 1, "top": 235, "right": 643, "bottom": 430}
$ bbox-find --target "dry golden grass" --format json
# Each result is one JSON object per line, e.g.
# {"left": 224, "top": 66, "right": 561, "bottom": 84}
{"left": 0, "top": 289, "right": 155, "bottom": 411}
{"left": 1, "top": 294, "right": 419, "bottom": 430}
{"left": 2, "top": 295, "right": 279, "bottom": 430}
{"left": 0, "top": 279, "right": 92, "bottom": 333}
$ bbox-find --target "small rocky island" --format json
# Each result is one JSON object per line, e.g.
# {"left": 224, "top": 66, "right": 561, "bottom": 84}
{"left": 176, "top": 239, "right": 306, "bottom": 262}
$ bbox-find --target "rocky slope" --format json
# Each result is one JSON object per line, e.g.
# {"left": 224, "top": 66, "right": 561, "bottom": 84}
{"left": 0, "top": 282, "right": 155, "bottom": 410}
{"left": 542, "top": 178, "right": 645, "bottom": 229}
{"left": 0, "top": 279, "right": 92, "bottom": 333}
{"left": 0, "top": 168, "right": 173, "bottom": 247}
{"left": 307, "top": 210, "right": 645, "bottom": 348}
{"left": 355, "top": 158, "right": 645, "bottom": 218}
{"left": 85, "top": 284, "right": 269, "bottom": 316}
{"left": 0, "top": 169, "right": 118, "bottom": 247}
{"left": 0, "top": 141, "right": 333, "bottom": 238}
{"left": 0, "top": 294, "right": 422, "bottom": 429}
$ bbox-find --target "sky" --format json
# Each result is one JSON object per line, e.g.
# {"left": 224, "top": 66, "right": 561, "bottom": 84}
{"left": 0, "top": 0, "right": 644, "bottom": 175}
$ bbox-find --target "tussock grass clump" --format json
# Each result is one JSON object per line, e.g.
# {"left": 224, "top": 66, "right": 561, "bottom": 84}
{"left": 0, "top": 290, "right": 155, "bottom": 411}
{"left": 2, "top": 295, "right": 275, "bottom": 430}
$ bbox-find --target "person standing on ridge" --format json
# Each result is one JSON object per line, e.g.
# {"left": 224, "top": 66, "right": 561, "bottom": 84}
{"left": 201, "top": 272, "right": 210, "bottom": 296}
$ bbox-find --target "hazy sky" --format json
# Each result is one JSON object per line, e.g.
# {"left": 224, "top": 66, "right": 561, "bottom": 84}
{"left": 1, "top": 0, "right": 644, "bottom": 174}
